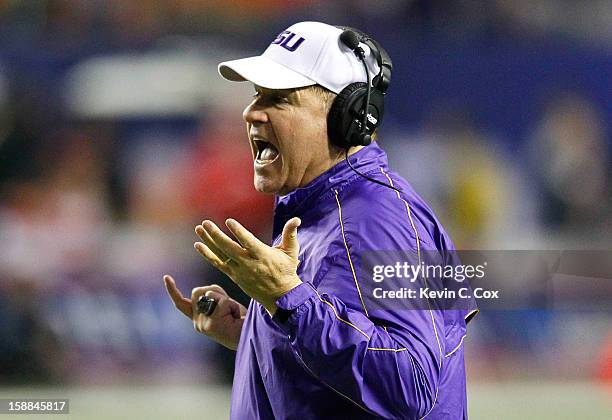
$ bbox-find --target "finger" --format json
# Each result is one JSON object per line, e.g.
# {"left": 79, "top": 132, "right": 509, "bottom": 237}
{"left": 192, "top": 289, "right": 224, "bottom": 318}
{"left": 280, "top": 217, "right": 301, "bottom": 259}
{"left": 201, "top": 287, "right": 245, "bottom": 318}
{"left": 194, "top": 314, "right": 208, "bottom": 334}
{"left": 225, "top": 218, "right": 266, "bottom": 257}
{"left": 211, "top": 293, "right": 243, "bottom": 319}
{"left": 201, "top": 290, "right": 242, "bottom": 318}
{"left": 193, "top": 292, "right": 230, "bottom": 333}
{"left": 204, "top": 284, "right": 229, "bottom": 297}
{"left": 203, "top": 289, "right": 226, "bottom": 302}
{"left": 163, "top": 275, "right": 192, "bottom": 318}
{"left": 201, "top": 220, "right": 246, "bottom": 259}
{"left": 218, "top": 299, "right": 242, "bottom": 319}
{"left": 192, "top": 286, "right": 225, "bottom": 305}
{"left": 195, "top": 224, "right": 230, "bottom": 261}
{"left": 194, "top": 242, "right": 232, "bottom": 272}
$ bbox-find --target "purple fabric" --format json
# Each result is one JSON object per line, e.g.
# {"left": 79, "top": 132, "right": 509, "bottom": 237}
{"left": 230, "top": 143, "right": 476, "bottom": 419}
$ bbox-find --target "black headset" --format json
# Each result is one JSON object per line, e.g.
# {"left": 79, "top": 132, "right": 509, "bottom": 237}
{"left": 328, "top": 27, "right": 393, "bottom": 150}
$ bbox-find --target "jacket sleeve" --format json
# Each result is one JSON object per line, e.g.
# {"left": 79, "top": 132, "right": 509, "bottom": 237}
{"left": 272, "top": 276, "right": 444, "bottom": 419}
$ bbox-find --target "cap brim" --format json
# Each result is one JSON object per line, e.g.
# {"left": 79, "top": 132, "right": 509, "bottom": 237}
{"left": 218, "top": 56, "right": 316, "bottom": 90}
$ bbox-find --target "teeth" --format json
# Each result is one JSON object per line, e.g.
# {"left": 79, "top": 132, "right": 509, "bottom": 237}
{"left": 255, "top": 141, "right": 279, "bottom": 162}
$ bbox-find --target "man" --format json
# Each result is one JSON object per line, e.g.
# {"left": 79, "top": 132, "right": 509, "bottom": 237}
{"left": 164, "top": 21, "right": 477, "bottom": 419}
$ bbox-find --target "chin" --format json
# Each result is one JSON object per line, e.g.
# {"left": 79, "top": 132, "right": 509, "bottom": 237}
{"left": 254, "top": 177, "right": 281, "bottom": 194}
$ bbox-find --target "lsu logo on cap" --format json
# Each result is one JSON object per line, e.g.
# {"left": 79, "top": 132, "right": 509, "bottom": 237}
{"left": 271, "top": 30, "right": 305, "bottom": 52}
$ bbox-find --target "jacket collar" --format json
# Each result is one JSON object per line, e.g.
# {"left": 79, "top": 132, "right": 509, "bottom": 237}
{"left": 274, "top": 142, "right": 389, "bottom": 216}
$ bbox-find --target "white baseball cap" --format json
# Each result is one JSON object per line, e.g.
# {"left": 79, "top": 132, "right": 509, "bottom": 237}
{"left": 218, "top": 21, "right": 379, "bottom": 94}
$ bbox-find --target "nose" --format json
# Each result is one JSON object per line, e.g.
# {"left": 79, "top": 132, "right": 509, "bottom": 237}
{"left": 243, "top": 100, "right": 269, "bottom": 124}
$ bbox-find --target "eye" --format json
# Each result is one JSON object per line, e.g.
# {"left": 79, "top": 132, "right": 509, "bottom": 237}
{"left": 271, "top": 95, "right": 288, "bottom": 103}
{"left": 252, "top": 91, "right": 290, "bottom": 105}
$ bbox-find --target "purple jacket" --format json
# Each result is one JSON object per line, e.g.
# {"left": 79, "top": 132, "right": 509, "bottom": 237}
{"left": 231, "top": 143, "right": 477, "bottom": 419}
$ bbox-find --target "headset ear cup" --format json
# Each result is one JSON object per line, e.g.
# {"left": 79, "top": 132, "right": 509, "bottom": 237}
{"left": 327, "top": 82, "right": 368, "bottom": 149}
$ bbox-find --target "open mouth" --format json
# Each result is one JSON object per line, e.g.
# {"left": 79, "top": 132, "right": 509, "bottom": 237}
{"left": 254, "top": 139, "right": 279, "bottom": 164}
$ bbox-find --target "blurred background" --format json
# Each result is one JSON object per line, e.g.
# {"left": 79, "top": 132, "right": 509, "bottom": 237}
{"left": 0, "top": 0, "right": 610, "bottom": 418}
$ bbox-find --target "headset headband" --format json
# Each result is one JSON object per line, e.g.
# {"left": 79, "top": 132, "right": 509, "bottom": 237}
{"left": 335, "top": 26, "right": 392, "bottom": 93}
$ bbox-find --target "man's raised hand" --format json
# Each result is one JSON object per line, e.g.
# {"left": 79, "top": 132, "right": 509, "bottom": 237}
{"left": 194, "top": 218, "right": 303, "bottom": 315}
